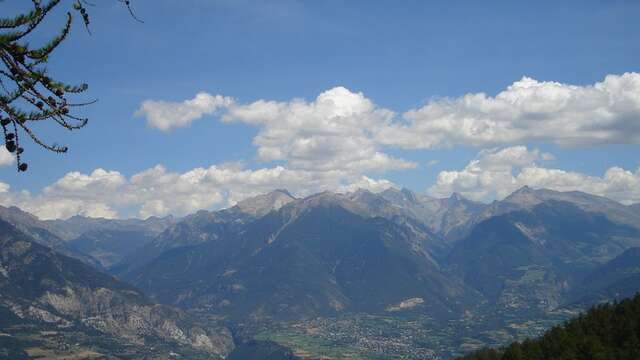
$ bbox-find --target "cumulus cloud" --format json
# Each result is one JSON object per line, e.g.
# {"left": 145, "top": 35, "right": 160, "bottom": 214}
{"left": 428, "top": 146, "right": 640, "bottom": 204}
{"left": 1, "top": 148, "right": 637, "bottom": 220}
{"left": 137, "top": 73, "right": 640, "bottom": 155}
{"left": 136, "top": 87, "right": 415, "bottom": 173}
{"left": 133, "top": 73, "right": 640, "bottom": 182}
{"left": 336, "top": 176, "right": 395, "bottom": 194}
{"left": 0, "top": 163, "right": 397, "bottom": 220}
{"left": 0, "top": 147, "right": 15, "bottom": 167}
{"left": 222, "top": 87, "right": 416, "bottom": 173}
{"left": 382, "top": 72, "right": 640, "bottom": 148}
{"left": 135, "top": 92, "right": 234, "bottom": 131}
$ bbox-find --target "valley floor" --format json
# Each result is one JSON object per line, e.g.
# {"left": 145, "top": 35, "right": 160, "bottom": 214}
{"left": 248, "top": 306, "right": 581, "bottom": 360}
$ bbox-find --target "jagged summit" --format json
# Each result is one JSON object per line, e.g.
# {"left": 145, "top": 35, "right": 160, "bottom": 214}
{"left": 477, "top": 186, "right": 640, "bottom": 230}
{"left": 234, "top": 189, "right": 297, "bottom": 217}
{"left": 295, "top": 190, "right": 363, "bottom": 212}
{"left": 379, "top": 187, "right": 421, "bottom": 206}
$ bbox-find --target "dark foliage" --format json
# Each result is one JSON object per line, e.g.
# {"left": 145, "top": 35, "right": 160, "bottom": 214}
{"left": 459, "top": 293, "right": 640, "bottom": 360}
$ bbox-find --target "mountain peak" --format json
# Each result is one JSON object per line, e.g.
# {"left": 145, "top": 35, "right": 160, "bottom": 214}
{"left": 293, "top": 191, "right": 371, "bottom": 218}
{"left": 513, "top": 185, "right": 535, "bottom": 194}
{"left": 235, "top": 189, "right": 297, "bottom": 217}
{"left": 379, "top": 187, "right": 420, "bottom": 205}
{"left": 503, "top": 185, "right": 544, "bottom": 204}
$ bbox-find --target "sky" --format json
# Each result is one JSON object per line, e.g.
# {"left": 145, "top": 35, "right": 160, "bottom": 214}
{"left": 1, "top": 0, "right": 639, "bottom": 219}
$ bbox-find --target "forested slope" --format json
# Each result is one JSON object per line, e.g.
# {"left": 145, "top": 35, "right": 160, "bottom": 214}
{"left": 459, "top": 294, "right": 640, "bottom": 360}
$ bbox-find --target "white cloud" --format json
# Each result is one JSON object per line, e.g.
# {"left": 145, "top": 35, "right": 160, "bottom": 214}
{"left": 135, "top": 92, "right": 234, "bottom": 131}
{"left": 1, "top": 148, "right": 637, "bottom": 220}
{"left": 136, "top": 86, "right": 416, "bottom": 174}
{"left": 428, "top": 146, "right": 640, "bottom": 204}
{"left": 382, "top": 72, "right": 640, "bottom": 148}
{"left": 135, "top": 73, "right": 640, "bottom": 176}
{"left": 0, "top": 147, "right": 15, "bottom": 167}
{"left": 223, "top": 86, "right": 416, "bottom": 173}
{"left": 336, "top": 176, "right": 395, "bottom": 194}
{"left": 46, "top": 169, "right": 126, "bottom": 193}
{"left": 0, "top": 163, "right": 396, "bottom": 220}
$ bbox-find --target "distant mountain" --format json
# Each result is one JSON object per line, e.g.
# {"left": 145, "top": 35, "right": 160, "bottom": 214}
{"left": 570, "top": 247, "right": 640, "bottom": 305}
{"left": 45, "top": 214, "right": 176, "bottom": 241}
{"left": 234, "top": 189, "right": 296, "bottom": 217}
{"left": 110, "top": 189, "right": 484, "bottom": 278}
{"left": 428, "top": 192, "right": 488, "bottom": 241}
{"left": 0, "top": 219, "right": 234, "bottom": 358}
{"left": 69, "top": 229, "right": 156, "bottom": 268}
{"left": 448, "top": 200, "right": 640, "bottom": 314}
{"left": 0, "top": 206, "right": 103, "bottom": 269}
{"left": 124, "top": 192, "right": 478, "bottom": 322}
{"left": 477, "top": 186, "right": 640, "bottom": 230}
{"left": 0, "top": 205, "right": 176, "bottom": 271}
{"left": 344, "top": 188, "right": 485, "bottom": 256}
{"left": 372, "top": 188, "right": 487, "bottom": 241}
{"left": 110, "top": 190, "right": 296, "bottom": 277}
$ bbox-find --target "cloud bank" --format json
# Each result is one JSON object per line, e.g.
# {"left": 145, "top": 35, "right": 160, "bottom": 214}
{"left": 383, "top": 72, "right": 640, "bottom": 148}
{"left": 0, "top": 164, "right": 395, "bottom": 220}
{"left": 428, "top": 146, "right": 640, "bottom": 205}
{"left": 1, "top": 145, "right": 637, "bottom": 220}
{"left": 137, "top": 72, "right": 640, "bottom": 152}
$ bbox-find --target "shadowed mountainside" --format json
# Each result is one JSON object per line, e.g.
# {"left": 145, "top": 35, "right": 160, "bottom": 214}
{"left": 0, "top": 219, "right": 234, "bottom": 358}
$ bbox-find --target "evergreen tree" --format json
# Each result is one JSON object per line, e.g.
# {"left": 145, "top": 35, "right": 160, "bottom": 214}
{"left": 0, "top": 0, "right": 140, "bottom": 172}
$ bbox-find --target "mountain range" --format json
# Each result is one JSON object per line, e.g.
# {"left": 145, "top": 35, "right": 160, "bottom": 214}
{"left": 1, "top": 186, "right": 639, "bottom": 359}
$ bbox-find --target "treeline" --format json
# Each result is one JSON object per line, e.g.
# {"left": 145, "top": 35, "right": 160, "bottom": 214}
{"left": 459, "top": 293, "right": 640, "bottom": 360}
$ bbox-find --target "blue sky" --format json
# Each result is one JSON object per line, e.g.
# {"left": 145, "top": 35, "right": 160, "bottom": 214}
{"left": 1, "top": 0, "right": 639, "bottom": 219}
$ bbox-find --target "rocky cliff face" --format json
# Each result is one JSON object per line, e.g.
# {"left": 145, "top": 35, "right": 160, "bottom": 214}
{"left": 0, "top": 219, "right": 234, "bottom": 358}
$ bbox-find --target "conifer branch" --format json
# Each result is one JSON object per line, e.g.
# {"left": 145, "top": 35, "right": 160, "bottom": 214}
{"left": 0, "top": 0, "right": 140, "bottom": 172}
